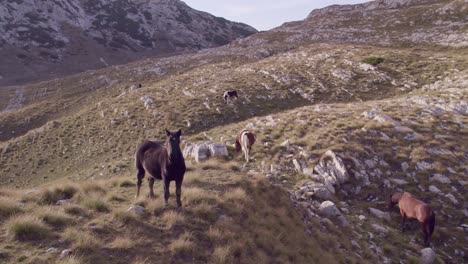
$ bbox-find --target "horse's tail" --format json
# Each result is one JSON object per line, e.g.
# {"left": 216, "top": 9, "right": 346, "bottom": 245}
{"left": 428, "top": 210, "right": 436, "bottom": 237}
{"left": 135, "top": 143, "right": 147, "bottom": 177}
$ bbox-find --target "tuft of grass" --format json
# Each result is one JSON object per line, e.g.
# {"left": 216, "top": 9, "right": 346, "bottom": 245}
{"left": 113, "top": 209, "right": 138, "bottom": 225}
{"left": 64, "top": 204, "right": 88, "bottom": 216}
{"left": 362, "top": 56, "right": 384, "bottom": 66}
{"left": 62, "top": 228, "right": 100, "bottom": 250}
{"left": 168, "top": 232, "right": 194, "bottom": 255}
{"left": 81, "top": 182, "right": 107, "bottom": 195}
{"left": 39, "top": 207, "right": 74, "bottom": 228}
{"left": 57, "top": 255, "right": 84, "bottom": 264}
{"left": 38, "top": 184, "right": 79, "bottom": 205}
{"left": 212, "top": 245, "right": 232, "bottom": 264}
{"left": 0, "top": 198, "right": 23, "bottom": 220}
{"left": 223, "top": 187, "right": 247, "bottom": 202}
{"left": 161, "top": 210, "right": 185, "bottom": 229}
{"left": 184, "top": 187, "right": 219, "bottom": 205}
{"left": 6, "top": 215, "right": 51, "bottom": 241}
{"left": 110, "top": 236, "right": 135, "bottom": 249}
{"left": 81, "top": 197, "right": 109, "bottom": 212}
{"left": 119, "top": 179, "right": 136, "bottom": 188}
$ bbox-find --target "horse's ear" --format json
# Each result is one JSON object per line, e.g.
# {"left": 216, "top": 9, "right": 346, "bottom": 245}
{"left": 165, "top": 129, "right": 171, "bottom": 136}
{"left": 176, "top": 129, "right": 182, "bottom": 137}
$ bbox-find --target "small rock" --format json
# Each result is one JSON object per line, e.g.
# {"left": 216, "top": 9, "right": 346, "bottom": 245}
{"left": 445, "top": 193, "right": 458, "bottom": 204}
{"left": 60, "top": 249, "right": 73, "bottom": 259}
{"left": 371, "top": 223, "right": 388, "bottom": 236}
{"left": 56, "top": 199, "right": 71, "bottom": 206}
{"left": 428, "top": 185, "right": 441, "bottom": 194}
{"left": 390, "top": 178, "right": 409, "bottom": 185}
{"left": 351, "top": 240, "right": 361, "bottom": 249}
{"left": 429, "top": 174, "right": 451, "bottom": 184}
{"left": 358, "top": 215, "right": 366, "bottom": 221}
{"left": 420, "top": 248, "right": 436, "bottom": 264}
{"left": 401, "top": 162, "right": 409, "bottom": 172}
{"left": 127, "top": 205, "right": 146, "bottom": 216}
{"left": 319, "top": 201, "right": 342, "bottom": 218}
{"left": 292, "top": 159, "right": 302, "bottom": 173}
{"left": 46, "top": 247, "right": 57, "bottom": 254}
{"left": 369, "top": 207, "right": 391, "bottom": 222}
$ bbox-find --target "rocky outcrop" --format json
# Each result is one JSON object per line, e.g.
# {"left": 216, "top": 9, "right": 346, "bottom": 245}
{"left": 183, "top": 141, "right": 228, "bottom": 162}
{"left": 319, "top": 200, "right": 349, "bottom": 226}
{"left": 306, "top": 150, "right": 350, "bottom": 193}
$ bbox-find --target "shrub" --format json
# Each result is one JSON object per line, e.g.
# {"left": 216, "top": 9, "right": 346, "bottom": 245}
{"left": 7, "top": 215, "right": 51, "bottom": 241}
{"left": 0, "top": 198, "right": 23, "bottom": 220}
{"left": 38, "top": 184, "right": 79, "bottom": 205}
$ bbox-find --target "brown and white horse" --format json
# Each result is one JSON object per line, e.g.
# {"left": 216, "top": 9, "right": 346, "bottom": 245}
{"left": 235, "top": 129, "right": 256, "bottom": 162}
{"left": 388, "top": 192, "right": 436, "bottom": 246}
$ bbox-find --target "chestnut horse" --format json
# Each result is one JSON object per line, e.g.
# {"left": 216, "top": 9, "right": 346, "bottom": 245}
{"left": 388, "top": 192, "right": 435, "bottom": 246}
{"left": 235, "top": 129, "right": 255, "bottom": 162}
{"left": 135, "top": 129, "right": 186, "bottom": 208}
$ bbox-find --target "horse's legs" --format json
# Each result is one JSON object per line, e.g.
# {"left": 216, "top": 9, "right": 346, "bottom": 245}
{"left": 136, "top": 168, "right": 145, "bottom": 198}
{"left": 163, "top": 178, "right": 170, "bottom": 208}
{"left": 400, "top": 212, "right": 406, "bottom": 231}
{"left": 421, "top": 222, "right": 429, "bottom": 246}
{"left": 148, "top": 177, "right": 155, "bottom": 199}
{"left": 175, "top": 179, "right": 183, "bottom": 208}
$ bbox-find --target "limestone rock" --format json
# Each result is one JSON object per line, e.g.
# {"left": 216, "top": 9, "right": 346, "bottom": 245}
{"left": 127, "top": 205, "right": 146, "bottom": 216}
{"left": 428, "top": 185, "right": 441, "bottom": 194}
{"left": 183, "top": 141, "right": 228, "bottom": 162}
{"left": 420, "top": 248, "right": 436, "bottom": 264}
{"left": 60, "top": 249, "right": 73, "bottom": 259}
{"left": 369, "top": 207, "right": 391, "bottom": 222}
{"left": 430, "top": 174, "right": 451, "bottom": 184}
{"left": 311, "top": 150, "right": 349, "bottom": 193}
{"left": 390, "top": 178, "right": 408, "bottom": 185}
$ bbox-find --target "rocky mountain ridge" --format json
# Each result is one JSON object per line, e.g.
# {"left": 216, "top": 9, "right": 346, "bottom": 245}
{"left": 0, "top": 0, "right": 257, "bottom": 86}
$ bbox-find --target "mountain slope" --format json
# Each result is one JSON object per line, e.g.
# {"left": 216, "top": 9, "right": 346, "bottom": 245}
{"left": 237, "top": 0, "right": 467, "bottom": 47}
{"left": 0, "top": 0, "right": 257, "bottom": 86}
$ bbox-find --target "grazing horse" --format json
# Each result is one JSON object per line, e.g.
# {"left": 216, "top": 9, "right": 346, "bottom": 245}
{"left": 235, "top": 129, "right": 256, "bottom": 162}
{"left": 388, "top": 192, "right": 436, "bottom": 246}
{"left": 135, "top": 129, "right": 186, "bottom": 208}
{"left": 223, "top": 90, "right": 238, "bottom": 104}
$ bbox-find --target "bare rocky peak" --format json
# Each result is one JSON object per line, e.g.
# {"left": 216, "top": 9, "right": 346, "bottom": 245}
{"left": 0, "top": 0, "right": 257, "bottom": 86}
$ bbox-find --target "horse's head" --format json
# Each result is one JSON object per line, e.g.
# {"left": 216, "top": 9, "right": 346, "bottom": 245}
{"left": 165, "top": 129, "right": 182, "bottom": 157}
{"left": 387, "top": 192, "right": 402, "bottom": 210}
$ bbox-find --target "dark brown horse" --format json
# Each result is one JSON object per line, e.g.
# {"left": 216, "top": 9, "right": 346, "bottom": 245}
{"left": 388, "top": 192, "right": 435, "bottom": 246}
{"left": 135, "top": 129, "right": 186, "bottom": 208}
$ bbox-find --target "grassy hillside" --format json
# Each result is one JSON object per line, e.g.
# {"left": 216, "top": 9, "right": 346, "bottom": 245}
{"left": 1, "top": 44, "right": 466, "bottom": 188}
{"left": 0, "top": 163, "right": 362, "bottom": 264}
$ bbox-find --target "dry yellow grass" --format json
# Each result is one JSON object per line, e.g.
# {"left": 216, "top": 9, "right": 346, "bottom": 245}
{"left": 168, "top": 232, "right": 194, "bottom": 255}
{"left": 161, "top": 210, "right": 185, "bottom": 229}
{"left": 62, "top": 228, "right": 100, "bottom": 250}
{"left": 212, "top": 245, "right": 232, "bottom": 264}
{"left": 0, "top": 197, "right": 23, "bottom": 220}
{"left": 57, "top": 255, "right": 84, "bottom": 264}
{"left": 223, "top": 187, "right": 247, "bottom": 202}
{"left": 110, "top": 236, "right": 135, "bottom": 249}
{"left": 38, "top": 206, "right": 74, "bottom": 228}
{"left": 6, "top": 214, "right": 51, "bottom": 241}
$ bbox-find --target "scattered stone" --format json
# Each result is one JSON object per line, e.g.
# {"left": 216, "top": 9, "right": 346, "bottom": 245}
{"left": 183, "top": 141, "right": 228, "bottom": 162}
{"left": 369, "top": 207, "right": 391, "bottom": 222}
{"left": 46, "top": 247, "right": 57, "bottom": 254}
{"left": 127, "top": 205, "right": 146, "bottom": 216}
{"left": 351, "top": 240, "right": 361, "bottom": 249}
{"left": 401, "top": 162, "right": 409, "bottom": 171}
{"left": 390, "top": 178, "right": 409, "bottom": 185}
{"left": 445, "top": 193, "right": 458, "bottom": 204}
{"left": 420, "top": 248, "right": 436, "bottom": 264}
{"left": 430, "top": 174, "right": 451, "bottom": 184}
{"left": 417, "top": 161, "right": 433, "bottom": 171}
{"left": 56, "top": 199, "right": 71, "bottom": 206}
{"left": 358, "top": 215, "right": 366, "bottom": 221}
{"left": 319, "top": 201, "right": 341, "bottom": 217}
{"left": 296, "top": 182, "right": 333, "bottom": 200}
{"left": 60, "top": 249, "right": 73, "bottom": 259}
{"left": 371, "top": 223, "right": 388, "bottom": 236}
{"left": 428, "top": 185, "right": 441, "bottom": 194}
{"left": 293, "top": 159, "right": 302, "bottom": 173}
